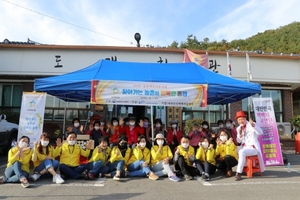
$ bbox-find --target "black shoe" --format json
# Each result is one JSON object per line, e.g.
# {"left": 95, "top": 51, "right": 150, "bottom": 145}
{"left": 201, "top": 173, "right": 206, "bottom": 180}
{"left": 184, "top": 174, "right": 193, "bottom": 180}
{"left": 204, "top": 175, "right": 210, "bottom": 181}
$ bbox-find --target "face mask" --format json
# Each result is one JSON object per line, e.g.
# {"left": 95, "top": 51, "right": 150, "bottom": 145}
{"left": 139, "top": 142, "right": 146, "bottom": 148}
{"left": 100, "top": 122, "right": 105, "bottom": 126}
{"left": 143, "top": 122, "right": 149, "bottom": 128}
{"left": 125, "top": 122, "right": 129, "bottom": 126}
{"left": 203, "top": 125, "right": 208, "bottom": 129}
{"left": 220, "top": 136, "right": 227, "bottom": 142}
{"left": 19, "top": 142, "right": 28, "bottom": 148}
{"left": 155, "top": 124, "right": 161, "bottom": 128}
{"left": 202, "top": 142, "right": 209, "bottom": 149}
{"left": 74, "top": 123, "right": 80, "bottom": 128}
{"left": 113, "top": 122, "right": 118, "bottom": 126}
{"left": 172, "top": 124, "right": 177, "bottom": 129}
{"left": 157, "top": 140, "right": 164, "bottom": 146}
{"left": 219, "top": 124, "right": 224, "bottom": 128}
{"left": 226, "top": 124, "right": 231, "bottom": 128}
{"left": 41, "top": 141, "right": 49, "bottom": 147}
{"left": 181, "top": 143, "right": 189, "bottom": 149}
{"left": 129, "top": 122, "right": 135, "bottom": 126}
{"left": 94, "top": 126, "right": 100, "bottom": 130}
{"left": 68, "top": 140, "right": 76, "bottom": 146}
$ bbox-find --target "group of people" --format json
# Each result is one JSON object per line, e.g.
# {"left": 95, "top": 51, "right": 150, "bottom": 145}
{"left": 0, "top": 110, "right": 265, "bottom": 188}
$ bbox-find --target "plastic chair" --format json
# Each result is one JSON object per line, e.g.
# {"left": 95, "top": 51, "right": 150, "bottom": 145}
{"left": 243, "top": 155, "right": 262, "bottom": 178}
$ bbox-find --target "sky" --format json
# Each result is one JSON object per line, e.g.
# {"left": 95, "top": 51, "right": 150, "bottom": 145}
{"left": 0, "top": 0, "right": 300, "bottom": 47}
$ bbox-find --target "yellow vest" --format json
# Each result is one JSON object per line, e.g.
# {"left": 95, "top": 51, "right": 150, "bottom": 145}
{"left": 128, "top": 147, "right": 151, "bottom": 165}
{"left": 89, "top": 147, "right": 111, "bottom": 163}
{"left": 59, "top": 142, "right": 90, "bottom": 167}
{"left": 150, "top": 145, "right": 173, "bottom": 166}
{"left": 7, "top": 147, "right": 33, "bottom": 173}
{"left": 33, "top": 145, "right": 61, "bottom": 168}
{"left": 195, "top": 147, "right": 216, "bottom": 165}
{"left": 109, "top": 146, "right": 131, "bottom": 165}
{"left": 176, "top": 145, "right": 195, "bottom": 166}
{"left": 216, "top": 142, "right": 238, "bottom": 160}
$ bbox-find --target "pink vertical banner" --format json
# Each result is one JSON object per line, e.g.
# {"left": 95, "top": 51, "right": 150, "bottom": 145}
{"left": 252, "top": 97, "right": 283, "bottom": 166}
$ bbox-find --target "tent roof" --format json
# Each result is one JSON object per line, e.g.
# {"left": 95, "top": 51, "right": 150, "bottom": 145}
{"left": 34, "top": 59, "right": 261, "bottom": 105}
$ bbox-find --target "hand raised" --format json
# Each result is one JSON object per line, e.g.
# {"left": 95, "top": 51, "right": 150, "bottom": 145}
{"left": 139, "top": 119, "right": 144, "bottom": 127}
{"left": 56, "top": 138, "right": 62, "bottom": 147}
{"left": 86, "top": 140, "right": 94, "bottom": 149}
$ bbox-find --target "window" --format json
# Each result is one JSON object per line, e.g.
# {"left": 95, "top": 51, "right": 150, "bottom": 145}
{"left": 0, "top": 84, "right": 23, "bottom": 113}
{"left": 182, "top": 105, "right": 226, "bottom": 123}
{"left": 242, "top": 89, "right": 282, "bottom": 122}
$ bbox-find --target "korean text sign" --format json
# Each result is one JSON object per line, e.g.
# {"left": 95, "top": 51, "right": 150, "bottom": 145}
{"left": 18, "top": 92, "right": 46, "bottom": 147}
{"left": 253, "top": 97, "right": 283, "bottom": 166}
{"left": 91, "top": 80, "right": 207, "bottom": 107}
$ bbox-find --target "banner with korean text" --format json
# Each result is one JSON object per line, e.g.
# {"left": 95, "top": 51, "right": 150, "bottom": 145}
{"left": 253, "top": 97, "right": 283, "bottom": 166}
{"left": 91, "top": 80, "right": 207, "bottom": 107}
{"left": 18, "top": 92, "right": 46, "bottom": 147}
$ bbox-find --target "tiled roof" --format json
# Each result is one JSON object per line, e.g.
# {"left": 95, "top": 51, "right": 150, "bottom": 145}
{"left": 0, "top": 38, "right": 39, "bottom": 45}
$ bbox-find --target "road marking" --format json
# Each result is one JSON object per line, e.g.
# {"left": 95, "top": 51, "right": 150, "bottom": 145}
{"left": 200, "top": 180, "right": 300, "bottom": 186}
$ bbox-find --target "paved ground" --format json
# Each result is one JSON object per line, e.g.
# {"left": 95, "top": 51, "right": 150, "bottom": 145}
{"left": 0, "top": 150, "right": 299, "bottom": 200}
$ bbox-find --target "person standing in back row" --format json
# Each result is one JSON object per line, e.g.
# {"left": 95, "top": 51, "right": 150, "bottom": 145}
{"left": 167, "top": 120, "right": 183, "bottom": 153}
{"left": 234, "top": 111, "right": 265, "bottom": 181}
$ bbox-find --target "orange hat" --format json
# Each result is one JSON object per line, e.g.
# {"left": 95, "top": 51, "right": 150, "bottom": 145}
{"left": 235, "top": 111, "right": 247, "bottom": 119}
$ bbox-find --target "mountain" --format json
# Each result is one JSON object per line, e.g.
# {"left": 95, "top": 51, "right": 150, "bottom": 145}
{"left": 168, "top": 22, "right": 300, "bottom": 54}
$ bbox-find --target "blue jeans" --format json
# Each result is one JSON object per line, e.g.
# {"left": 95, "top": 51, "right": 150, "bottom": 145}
{"left": 87, "top": 161, "right": 109, "bottom": 175}
{"left": 34, "top": 159, "right": 59, "bottom": 178}
{"left": 107, "top": 160, "right": 125, "bottom": 177}
{"left": 4, "top": 161, "right": 28, "bottom": 183}
{"left": 128, "top": 160, "right": 151, "bottom": 177}
{"left": 59, "top": 164, "right": 87, "bottom": 179}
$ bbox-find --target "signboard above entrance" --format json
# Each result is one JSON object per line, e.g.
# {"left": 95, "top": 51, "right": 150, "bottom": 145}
{"left": 91, "top": 80, "right": 207, "bottom": 107}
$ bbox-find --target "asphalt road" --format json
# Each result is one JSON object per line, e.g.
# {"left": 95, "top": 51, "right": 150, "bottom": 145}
{"left": 0, "top": 151, "right": 299, "bottom": 200}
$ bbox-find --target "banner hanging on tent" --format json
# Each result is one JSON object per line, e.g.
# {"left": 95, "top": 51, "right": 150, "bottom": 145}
{"left": 18, "top": 92, "right": 46, "bottom": 147}
{"left": 91, "top": 80, "right": 207, "bottom": 107}
{"left": 252, "top": 97, "right": 283, "bottom": 166}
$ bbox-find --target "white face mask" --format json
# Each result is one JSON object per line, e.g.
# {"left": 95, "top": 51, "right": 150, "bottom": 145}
{"left": 220, "top": 136, "right": 227, "bottom": 142}
{"left": 172, "top": 124, "right": 177, "bottom": 128}
{"left": 94, "top": 126, "right": 100, "bottom": 130}
{"left": 202, "top": 125, "right": 208, "bottom": 129}
{"left": 129, "top": 122, "right": 135, "bottom": 126}
{"left": 181, "top": 143, "right": 189, "bottom": 149}
{"left": 155, "top": 124, "right": 161, "bottom": 128}
{"left": 19, "top": 141, "right": 28, "bottom": 148}
{"left": 68, "top": 140, "right": 76, "bottom": 146}
{"left": 202, "top": 142, "right": 209, "bottom": 149}
{"left": 219, "top": 124, "right": 224, "bottom": 128}
{"left": 74, "top": 123, "right": 80, "bottom": 128}
{"left": 100, "top": 122, "right": 105, "bottom": 126}
{"left": 157, "top": 140, "right": 164, "bottom": 146}
{"left": 113, "top": 122, "right": 119, "bottom": 126}
{"left": 41, "top": 141, "right": 49, "bottom": 147}
{"left": 226, "top": 124, "right": 231, "bottom": 128}
{"left": 125, "top": 122, "right": 129, "bottom": 125}
{"left": 139, "top": 142, "right": 146, "bottom": 148}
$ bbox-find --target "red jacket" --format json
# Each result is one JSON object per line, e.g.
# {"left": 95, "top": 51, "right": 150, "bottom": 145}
{"left": 108, "top": 125, "right": 125, "bottom": 144}
{"left": 124, "top": 125, "right": 144, "bottom": 145}
{"left": 167, "top": 128, "right": 183, "bottom": 144}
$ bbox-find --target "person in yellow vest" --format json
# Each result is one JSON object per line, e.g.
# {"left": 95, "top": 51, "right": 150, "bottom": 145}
{"left": 59, "top": 132, "right": 93, "bottom": 179}
{"left": 194, "top": 137, "right": 216, "bottom": 181}
{"left": 174, "top": 135, "right": 198, "bottom": 180}
{"left": 127, "top": 135, "right": 158, "bottom": 180}
{"left": 86, "top": 136, "right": 111, "bottom": 179}
{"left": 106, "top": 135, "right": 131, "bottom": 181}
{"left": 0, "top": 136, "right": 33, "bottom": 188}
{"left": 31, "top": 133, "right": 64, "bottom": 184}
{"left": 215, "top": 129, "right": 238, "bottom": 177}
{"left": 150, "top": 133, "right": 180, "bottom": 182}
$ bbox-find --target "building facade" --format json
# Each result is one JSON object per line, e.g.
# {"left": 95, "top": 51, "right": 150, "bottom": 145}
{"left": 1, "top": 42, "right": 299, "bottom": 131}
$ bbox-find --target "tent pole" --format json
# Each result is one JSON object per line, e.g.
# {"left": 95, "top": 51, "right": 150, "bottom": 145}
{"left": 208, "top": 106, "right": 210, "bottom": 126}
{"left": 151, "top": 105, "right": 154, "bottom": 146}
{"left": 62, "top": 96, "right": 67, "bottom": 139}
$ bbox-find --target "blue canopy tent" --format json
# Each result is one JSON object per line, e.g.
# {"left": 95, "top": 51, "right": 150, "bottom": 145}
{"left": 34, "top": 59, "right": 261, "bottom": 105}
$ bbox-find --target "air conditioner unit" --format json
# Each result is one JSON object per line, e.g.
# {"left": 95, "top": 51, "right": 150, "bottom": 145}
{"left": 276, "top": 122, "right": 292, "bottom": 138}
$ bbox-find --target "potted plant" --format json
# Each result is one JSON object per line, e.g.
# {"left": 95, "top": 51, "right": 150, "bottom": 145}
{"left": 184, "top": 119, "right": 203, "bottom": 135}
{"left": 290, "top": 115, "right": 300, "bottom": 133}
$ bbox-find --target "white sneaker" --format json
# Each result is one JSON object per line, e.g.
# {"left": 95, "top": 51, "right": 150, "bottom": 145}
{"left": 31, "top": 174, "right": 41, "bottom": 182}
{"left": 55, "top": 174, "right": 65, "bottom": 184}
{"left": 169, "top": 175, "right": 180, "bottom": 182}
{"left": 52, "top": 175, "right": 56, "bottom": 183}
